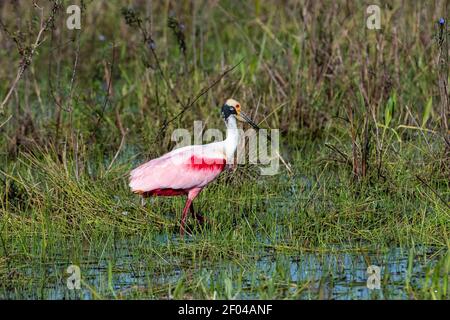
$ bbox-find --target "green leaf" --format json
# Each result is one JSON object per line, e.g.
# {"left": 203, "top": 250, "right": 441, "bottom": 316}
{"left": 224, "top": 278, "right": 233, "bottom": 299}
{"left": 384, "top": 92, "right": 396, "bottom": 127}
{"left": 173, "top": 277, "right": 185, "bottom": 298}
{"left": 421, "top": 96, "right": 433, "bottom": 127}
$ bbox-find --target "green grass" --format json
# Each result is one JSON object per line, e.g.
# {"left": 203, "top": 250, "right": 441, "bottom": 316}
{"left": 0, "top": 139, "right": 448, "bottom": 299}
{"left": 0, "top": 1, "right": 449, "bottom": 299}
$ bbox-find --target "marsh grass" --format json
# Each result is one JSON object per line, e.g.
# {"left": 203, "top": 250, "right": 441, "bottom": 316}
{"left": 0, "top": 1, "right": 449, "bottom": 299}
{"left": 0, "top": 138, "right": 448, "bottom": 299}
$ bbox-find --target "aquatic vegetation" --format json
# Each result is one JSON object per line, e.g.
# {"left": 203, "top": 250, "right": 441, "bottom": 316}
{"left": 0, "top": 1, "right": 448, "bottom": 299}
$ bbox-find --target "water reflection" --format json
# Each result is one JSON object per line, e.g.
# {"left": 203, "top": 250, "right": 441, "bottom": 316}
{"left": 16, "top": 245, "right": 442, "bottom": 300}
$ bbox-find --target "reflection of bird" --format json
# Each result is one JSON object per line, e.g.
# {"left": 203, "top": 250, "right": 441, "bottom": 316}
{"left": 129, "top": 99, "right": 259, "bottom": 236}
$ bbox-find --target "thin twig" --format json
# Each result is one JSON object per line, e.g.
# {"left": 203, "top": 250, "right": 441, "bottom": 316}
{"left": 107, "top": 129, "right": 129, "bottom": 172}
{"left": 325, "top": 143, "right": 352, "bottom": 167}
{"left": 89, "top": 42, "right": 116, "bottom": 142}
{"left": 159, "top": 58, "right": 244, "bottom": 135}
{"left": 0, "top": 114, "right": 13, "bottom": 129}
{"left": 416, "top": 175, "right": 450, "bottom": 210}
{"left": 0, "top": 1, "right": 59, "bottom": 112}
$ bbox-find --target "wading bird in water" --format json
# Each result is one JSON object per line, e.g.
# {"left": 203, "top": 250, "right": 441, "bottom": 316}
{"left": 129, "top": 99, "right": 260, "bottom": 236}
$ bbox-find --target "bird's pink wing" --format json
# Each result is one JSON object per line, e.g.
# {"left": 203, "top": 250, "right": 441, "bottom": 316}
{"left": 129, "top": 146, "right": 226, "bottom": 194}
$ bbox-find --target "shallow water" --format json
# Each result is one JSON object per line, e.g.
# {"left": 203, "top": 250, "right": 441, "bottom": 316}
{"left": 255, "top": 247, "right": 438, "bottom": 299}
{"left": 3, "top": 243, "right": 444, "bottom": 300}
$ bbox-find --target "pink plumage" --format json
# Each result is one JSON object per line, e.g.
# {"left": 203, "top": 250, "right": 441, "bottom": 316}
{"left": 129, "top": 146, "right": 226, "bottom": 196}
{"left": 129, "top": 145, "right": 227, "bottom": 235}
{"left": 129, "top": 98, "right": 252, "bottom": 236}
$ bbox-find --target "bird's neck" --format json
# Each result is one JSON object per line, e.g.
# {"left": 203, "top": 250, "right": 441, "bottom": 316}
{"left": 224, "top": 116, "right": 239, "bottom": 161}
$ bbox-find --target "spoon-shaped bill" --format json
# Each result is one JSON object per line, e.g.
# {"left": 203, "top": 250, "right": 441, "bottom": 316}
{"left": 239, "top": 111, "right": 260, "bottom": 130}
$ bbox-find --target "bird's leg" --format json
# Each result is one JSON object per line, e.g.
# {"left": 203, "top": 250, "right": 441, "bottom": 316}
{"left": 180, "top": 188, "right": 202, "bottom": 236}
{"left": 180, "top": 197, "right": 193, "bottom": 236}
{"left": 189, "top": 202, "right": 205, "bottom": 224}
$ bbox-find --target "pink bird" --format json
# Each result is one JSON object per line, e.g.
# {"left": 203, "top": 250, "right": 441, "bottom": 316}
{"left": 129, "top": 99, "right": 259, "bottom": 235}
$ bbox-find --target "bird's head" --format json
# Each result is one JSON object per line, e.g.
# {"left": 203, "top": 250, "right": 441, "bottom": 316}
{"left": 221, "top": 98, "right": 260, "bottom": 130}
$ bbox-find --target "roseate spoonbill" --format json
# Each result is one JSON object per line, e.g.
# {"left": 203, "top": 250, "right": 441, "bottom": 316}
{"left": 129, "top": 99, "right": 259, "bottom": 236}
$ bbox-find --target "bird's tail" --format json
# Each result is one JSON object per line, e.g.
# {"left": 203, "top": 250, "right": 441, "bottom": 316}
{"left": 128, "top": 167, "right": 145, "bottom": 194}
